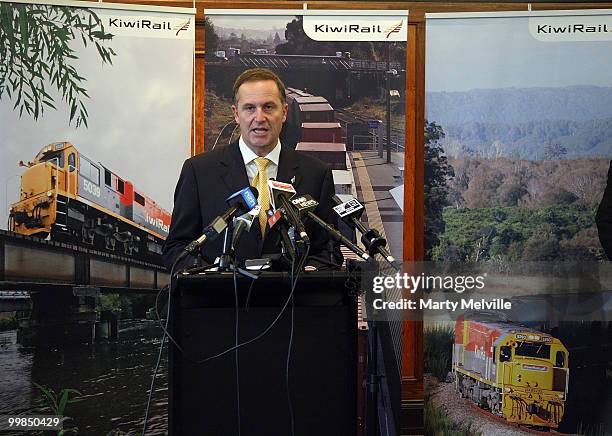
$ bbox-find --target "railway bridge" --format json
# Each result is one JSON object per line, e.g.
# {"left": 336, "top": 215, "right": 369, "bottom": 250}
{"left": 205, "top": 53, "right": 406, "bottom": 106}
{"left": 0, "top": 229, "right": 168, "bottom": 345}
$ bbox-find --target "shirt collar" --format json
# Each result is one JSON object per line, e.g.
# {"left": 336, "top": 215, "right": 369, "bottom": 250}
{"left": 239, "top": 137, "right": 281, "bottom": 167}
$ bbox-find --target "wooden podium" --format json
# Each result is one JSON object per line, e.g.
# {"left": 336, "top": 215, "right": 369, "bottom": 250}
{"left": 169, "top": 270, "right": 358, "bottom": 436}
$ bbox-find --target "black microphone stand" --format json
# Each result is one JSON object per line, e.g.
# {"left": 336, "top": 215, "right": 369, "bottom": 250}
{"left": 218, "top": 222, "right": 234, "bottom": 271}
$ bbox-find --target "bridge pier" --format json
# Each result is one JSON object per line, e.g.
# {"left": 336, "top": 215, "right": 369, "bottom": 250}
{"left": 95, "top": 310, "right": 119, "bottom": 341}
{"left": 17, "top": 287, "right": 98, "bottom": 346}
{"left": 1, "top": 228, "right": 169, "bottom": 345}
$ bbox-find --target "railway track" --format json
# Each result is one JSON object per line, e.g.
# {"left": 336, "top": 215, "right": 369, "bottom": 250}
{"left": 428, "top": 376, "right": 571, "bottom": 436}
{"left": 465, "top": 400, "right": 566, "bottom": 435}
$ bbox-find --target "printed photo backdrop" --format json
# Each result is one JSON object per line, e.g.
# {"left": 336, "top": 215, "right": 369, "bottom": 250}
{"left": 0, "top": 0, "right": 195, "bottom": 229}
{"left": 426, "top": 10, "right": 612, "bottom": 264}
{"left": 203, "top": 11, "right": 408, "bottom": 432}
{"left": 203, "top": 9, "right": 408, "bottom": 261}
{"left": 425, "top": 10, "right": 612, "bottom": 434}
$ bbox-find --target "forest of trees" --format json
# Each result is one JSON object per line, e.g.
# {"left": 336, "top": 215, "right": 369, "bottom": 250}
{"left": 426, "top": 86, "right": 612, "bottom": 125}
{"left": 425, "top": 122, "right": 610, "bottom": 262}
{"left": 440, "top": 118, "right": 612, "bottom": 159}
{"left": 426, "top": 86, "right": 612, "bottom": 159}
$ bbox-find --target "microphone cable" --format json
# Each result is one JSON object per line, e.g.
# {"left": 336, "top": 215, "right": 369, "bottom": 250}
{"left": 232, "top": 266, "right": 242, "bottom": 436}
{"left": 285, "top": 254, "right": 297, "bottom": 436}
{"left": 142, "top": 254, "right": 182, "bottom": 436}
{"left": 142, "top": 242, "right": 311, "bottom": 435}
{"left": 190, "top": 244, "right": 308, "bottom": 365}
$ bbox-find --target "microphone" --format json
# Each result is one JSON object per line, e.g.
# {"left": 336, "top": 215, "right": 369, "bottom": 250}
{"left": 332, "top": 195, "right": 396, "bottom": 266}
{"left": 267, "top": 209, "right": 296, "bottom": 260}
{"left": 218, "top": 206, "right": 260, "bottom": 270}
{"left": 222, "top": 187, "right": 259, "bottom": 223}
{"left": 182, "top": 187, "right": 259, "bottom": 256}
{"left": 268, "top": 180, "right": 309, "bottom": 245}
{"left": 231, "top": 205, "right": 260, "bottom": 251}
{"left": 267, "top": 179, "right": 296, "bottom": 211}
{"left": 290, "top": 195, "right": 370, "bottom": 261}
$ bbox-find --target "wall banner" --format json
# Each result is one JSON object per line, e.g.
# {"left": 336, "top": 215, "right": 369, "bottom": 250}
{"left": 203, "top": 8, "right": 408, "bottom": 262}
{"left": 203, "top": 10, "right": 408, "bottom": 431}
{"left": 425, "top": 9, "right": 612, "bottom": 434}
{"left": 0, "top": 0, "right": 194, "bottom": 247}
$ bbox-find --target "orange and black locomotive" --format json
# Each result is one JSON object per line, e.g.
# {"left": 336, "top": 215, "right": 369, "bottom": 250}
{"left": 9, "top": 142, "right": 171, "bottom": 261}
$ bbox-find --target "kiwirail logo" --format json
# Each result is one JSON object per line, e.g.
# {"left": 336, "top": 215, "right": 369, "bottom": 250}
{"left": 174, "top": 19, "right": 191, "bottom": 36}
{"left": 303, "top": 14, "right": 407, "bottom": 42}
{"left": 529, "top": 15, "right": 612, "bottom": 42}
{"left": 384, "top": 21, "right": 404, "bottom": 39}
{"left": 108, "top": 18, "right": 172, "bottom": 30}
{"left": 97, "top": 11, "right": 194, "bottom": 39}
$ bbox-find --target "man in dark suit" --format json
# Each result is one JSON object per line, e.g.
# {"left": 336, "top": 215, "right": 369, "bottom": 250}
{"left": 597, "top": 160, "right": 612, "bottom": 259}
{"left": 162, "top": 68, "right": 343, "bottom": 270}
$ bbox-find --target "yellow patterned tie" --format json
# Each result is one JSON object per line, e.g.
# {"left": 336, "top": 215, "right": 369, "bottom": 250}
{"left": 252, "top": 157, "right": 270, "bottom": 237}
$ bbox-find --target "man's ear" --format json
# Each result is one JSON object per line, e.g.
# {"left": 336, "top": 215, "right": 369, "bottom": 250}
{"left": 231, "top": 104, "right": 239, "bottom": 123}
{"left": 282, "top": 103, "right": 288, "bottom": 123}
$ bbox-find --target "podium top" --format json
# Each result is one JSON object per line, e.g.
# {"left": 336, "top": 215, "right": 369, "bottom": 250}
{"left": 174, "top": 269, "right": 359, "bottom": 308}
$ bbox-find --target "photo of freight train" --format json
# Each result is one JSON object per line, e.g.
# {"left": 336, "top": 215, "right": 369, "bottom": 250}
{"left": 8, "top": 142, "right": 171, "bottom": 260}
{"left": 452, "top": 316, "right": 569, "bottom": 429}
{"left": 214, "top": 86, "right": 358, "bottom": 194}
{"left": 284, "top": 88, "right": 358, "bottom": 204}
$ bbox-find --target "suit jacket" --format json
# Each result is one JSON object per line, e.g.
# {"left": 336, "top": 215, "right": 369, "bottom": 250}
{"left": 597, "top": 160, "right": 612, "bottom": 259}
{"left": 162, "top": 140, "right": 343, "bottom": 270}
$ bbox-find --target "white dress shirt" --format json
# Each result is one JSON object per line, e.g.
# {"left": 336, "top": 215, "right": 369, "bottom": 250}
{"left": 238, "top": 137, "right": 281, "bottom": 184}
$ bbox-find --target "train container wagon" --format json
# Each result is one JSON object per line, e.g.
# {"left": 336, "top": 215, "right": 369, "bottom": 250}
{"left": 295, "top": 142, "right": 347, "bottom": 170}
{"left": 298, "top": 103, "right": 335, "bottom": 123}
{"left": 452, "top": 317, "right": 569, "bottom": 429}
{"left": 9, "top": 142, "right": 170, "bottom": 259}
{"left": 301, "top": 122, "right": 343, "bottom": 143}
{"left": 286, "top": 95, "right": 329, "bottom": 137}
{"left": 286, "top": 87, "right": 312, "bottom": 98}
{"left": 294, "top": 96, "right": 328, "bottom": 105}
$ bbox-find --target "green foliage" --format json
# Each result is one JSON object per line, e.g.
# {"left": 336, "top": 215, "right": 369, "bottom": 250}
{"left": 204, "top": 16, "right": 219, "bottom": 53}
{"left": 0, "top": 313, "right": 18, "bottom": 331}
{"left": 425, "top": 388, "right": 481, "bottom": 436}
{"left": 0, "top": 2, "right": 116, "bottom": 127}
{"left": 34, "top": 383, "right": 83, "bottom": 435}
{"left": 425, "top": 121, "right": 454, "bottom": 259}
{"left": 424, "top": 324, "right": 455, "bottom": 381}
{"left": 96, "top": 293, "right": 156, "bottom": 319}
{"left": 433, "top": 204, "right": 603, "bottom": 262}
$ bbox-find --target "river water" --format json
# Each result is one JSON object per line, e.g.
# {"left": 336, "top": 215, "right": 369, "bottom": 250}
{"left": 0, "top": 320, "right": 168, "bottom": 435}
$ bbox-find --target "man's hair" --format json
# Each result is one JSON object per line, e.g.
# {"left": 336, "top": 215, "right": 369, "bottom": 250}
{"left": 232, "top": 68, "right": 286, "bottom": 105}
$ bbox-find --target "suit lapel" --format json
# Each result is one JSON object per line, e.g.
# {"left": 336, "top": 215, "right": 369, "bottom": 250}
{"left": 276, "top": 145, "right": 301, "bottom": 190}
{"left": 220, "top": 141, "right": 250, "bottom": 194}
{"left": 219, "top": 141, "right": 264, "bottom": 251}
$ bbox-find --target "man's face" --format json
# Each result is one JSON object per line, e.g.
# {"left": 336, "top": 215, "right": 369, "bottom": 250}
{"left": 232, "top": 80, "right": 288, "bottom": 156}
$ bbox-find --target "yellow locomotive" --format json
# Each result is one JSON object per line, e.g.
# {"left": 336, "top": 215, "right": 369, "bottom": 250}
{"left": 452, "top": 317, "right": 569, "bottom": 428}
{"left": 9, "top": 142, "right": 171, "bottom": 260}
